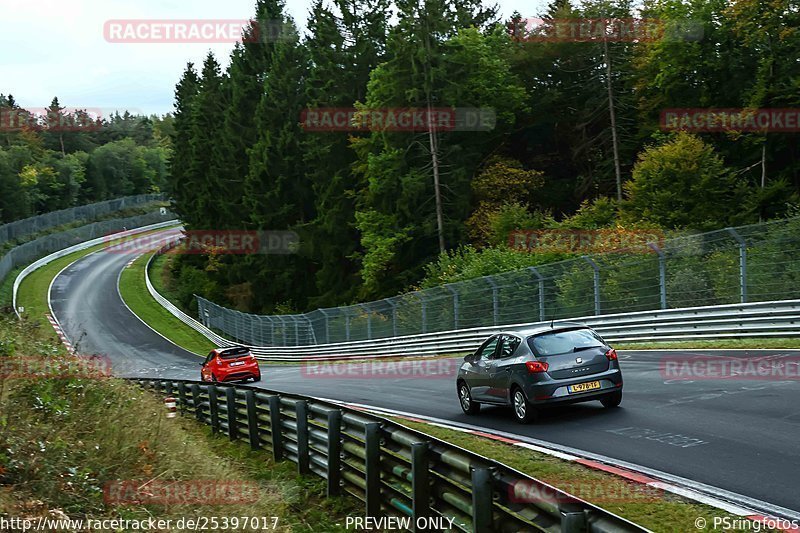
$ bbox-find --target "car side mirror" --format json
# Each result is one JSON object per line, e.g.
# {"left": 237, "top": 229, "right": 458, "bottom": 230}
{"left": 199, "top": 362, "right": 205, "bottom": 367}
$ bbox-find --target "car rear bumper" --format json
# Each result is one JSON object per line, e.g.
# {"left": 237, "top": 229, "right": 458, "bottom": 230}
{"left": 521, "top": 368, "right": 622, "bottom": 405}
{"left": 218, "top": 364, "right": 260, "bottom": 382}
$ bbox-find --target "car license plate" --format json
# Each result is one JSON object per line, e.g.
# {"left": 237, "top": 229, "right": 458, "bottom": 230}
{"left": 568, "top": 380, "right": 601, "bottom": 394}
{"left": 230, "top": 361, "right": 245, "bottom": 366}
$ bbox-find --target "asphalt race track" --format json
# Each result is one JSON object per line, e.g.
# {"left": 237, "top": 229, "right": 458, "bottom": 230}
{"left": 49, "top": 234, "right": 800, "bottom": 514}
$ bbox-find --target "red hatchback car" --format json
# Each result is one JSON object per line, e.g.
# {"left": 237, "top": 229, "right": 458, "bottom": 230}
{"left": 200, "top": 347, "right": 261, "bottom": 383}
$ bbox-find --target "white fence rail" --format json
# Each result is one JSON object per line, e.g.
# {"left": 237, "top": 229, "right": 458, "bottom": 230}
{"left": 145, "top": 237, "right": 800, "bottom": 361}
{"left": 13, "top": 220, "right": 178, "bottom": 318}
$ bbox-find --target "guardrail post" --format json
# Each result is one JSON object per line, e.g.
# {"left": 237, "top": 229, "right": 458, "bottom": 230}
{"left": 446, "top": 284, "right": 459, "bottom": 330}
{"left": 345, "top": 310, "right": 351, "bottom": 341}
{"left": 581, "top": 256, "right": 601, "bottom": 315}
{"left": 485, "top": 278, "right": 499, "bottom": 326}
{"left": 648, "top": 242, "right": 667, "bottom": 309}
{"left": 177, "top": 382, "right": 187, "bottom": 415}
{"left": 268, "top": 315, "right": 275, "bottom": 345}
{"left": 268, "top": 395, "right": 282, "bottom": 461}
{"left": 528, "top": 267, "right": 545, "bottom": 321}
{"left": 411, "top": 442, "right": 431, "bottom": 531}
{"left": 384, "top": 298, "right": 398, "bottom": 337}
{"left": 245, "top": 390, "right": 260, "bottom": 450}
{"left": 278, "top": 315, "right": 288, "bottom": 346}
{"left": 165, "top": 381, "right": 173, "bottom": 396}
{"left": 326, "top": 410, "right": 342, "bottom": 497}
{"left": 415, "top": 292, "right": 428, "bottom": 334}
{"left": 191, "top": 384, "right": 202, "bottom": 421}
{"left": 560, "top": 504, "right": 587, "bottom": 532}
{"left": 471, "top": 466, "right": 493, "bottom": 533}
{"left": 208, "top": 385, "right": 219, "bottom": 433}
{"left": 360, "top": 304, "right": 372, "bottom": 340}
{"left": 726, "top": 227, "right": 748, "bottom": 303}
{"left": 225, "top": 387, "right": 238, "bottom": 441}
{"left": 320, "top": 309, "right": 330, "bottom": 344}
{"left": 364, "top": 423, "right": 382, "bottom": 518}
{"left": 296, "top": 400, "right": 310, "bottom": 474}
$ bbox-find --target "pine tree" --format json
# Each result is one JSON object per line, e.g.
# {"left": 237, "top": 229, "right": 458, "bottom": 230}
{"left": 243, "top": 19, "right": 313, "bottom": 311}
{"left": 169, "top": 63, "right": 200, "bottom": 225}
{"left": 218, "top": 0, "right": 288, "bottom": 229}
{"left": 186, "top": 52, "right": 228, "bottom": 229}
{"left": 301, "top": 0, "right": 390, "bottom": 306}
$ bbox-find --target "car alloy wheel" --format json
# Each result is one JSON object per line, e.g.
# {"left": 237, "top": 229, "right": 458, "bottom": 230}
{"left": 459, "top": 383, "right": 479, "bottom": 414}
{"left": 512, "top": 388, "right": 537, "bottom": 423}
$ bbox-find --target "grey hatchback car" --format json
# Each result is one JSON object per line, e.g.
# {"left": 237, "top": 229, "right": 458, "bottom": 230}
{"left": 456, "top": 324, "right": 623, "bottom": 423}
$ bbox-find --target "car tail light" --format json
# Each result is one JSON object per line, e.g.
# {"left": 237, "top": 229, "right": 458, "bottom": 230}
{"left": 605, "top": 348, "right": 618, "bottom": 361}
{"left": 526, "top": 360, "right": 549, "bottom": 373}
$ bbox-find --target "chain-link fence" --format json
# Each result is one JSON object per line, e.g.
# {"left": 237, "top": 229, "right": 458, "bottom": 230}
{"left": 0, "top": 209, "right": 175, "bottom": 289}
{"left": 196, "top": 216, "right": 800, "bottom": 346}
{"left": 0, "top": 193, "right": 166, "bottom": 247}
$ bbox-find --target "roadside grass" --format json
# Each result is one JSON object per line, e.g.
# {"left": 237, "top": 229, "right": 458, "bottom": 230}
{"left": 150, "top": 251, "right": 190, "bottom": 315}
{"left": 5, "top": 224, "right": 784, "bottom": 532}
{"left": 0, "top": 315, "right": 356, "bottom": 532}
{"left": 15, "top": 241, "right": 112, "bottom": 335}
{"left": 0, "top": 266, "right": 23, "bottom": 308}
{"left": 389, "top": 416, "right": 778, "bottom": 533}
{"left": 615, "top": 338, "right": 800, "bottom": 350}
{"left": 118, "top": 252, "right": 216, "bottom": 355}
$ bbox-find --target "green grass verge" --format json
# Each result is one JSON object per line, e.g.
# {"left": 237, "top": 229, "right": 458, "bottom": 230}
{"left": 118, "top": 251, "right": 216, "bottom": 356}
{"left": 390, "top": 417, "right": 778, "bottom": 533}
{"left": 616, "top": 338, "right": 800, "bottom": 350}
{"left": 16, "top": 241, "right": 112, "bottom": 333}
{"left": 0, "top": 315, "right": 356, "bottom": 531}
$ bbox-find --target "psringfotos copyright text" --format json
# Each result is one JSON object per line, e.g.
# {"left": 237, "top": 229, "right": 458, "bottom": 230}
{"left": 695, "top": 516, "right": 800, "bottom": 531}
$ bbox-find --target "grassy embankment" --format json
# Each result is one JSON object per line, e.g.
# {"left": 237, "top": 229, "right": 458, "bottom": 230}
{"left": 1, "top": 246, "right": 357, "bottom": 531}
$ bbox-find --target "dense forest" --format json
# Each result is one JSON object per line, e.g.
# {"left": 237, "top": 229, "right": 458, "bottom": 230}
{"left": 167, "top": 0, "right": 800, "bottom": 315}
{"left": 0, "top": 95, "right": 171, "bottom": 222}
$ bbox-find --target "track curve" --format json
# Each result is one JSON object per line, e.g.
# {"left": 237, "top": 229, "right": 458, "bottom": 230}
{"left": 49, "top": 230, "right": 800, "bottom": 514}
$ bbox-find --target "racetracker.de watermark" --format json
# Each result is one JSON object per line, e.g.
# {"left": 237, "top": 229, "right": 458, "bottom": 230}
{"left": 661, "top": 108, "right": 800, "bottom": 132}
{"left": 0, "top": 355, "right": 112, "bottom": 380}
{"left": 104, "top": 480, "right": 260, "bottom": 505}
{"left": 509, "top": 478, "right": 663, "bottom": 504}
{"left": 508, "top": 17, "right": 703, "bottom": 43}
{"left": 660, "top": 356, "right": 800, "bottom": 381}
{"left": 301, "top": 359, "right": 458, "bottom": 379}
{"left": 104, "top": 230, "right": 300, "bottom": 255}
{"left": 104, "top": 19, "right": 293, "bottom": 43}
{"left": 0, "top": 107, "right": 106, "bottom": 132}
{"left": 508, "top": 229, "right": 665, "bottom": 254}
{"left": 300, "top": 107, "right": 496, "bottom": 132}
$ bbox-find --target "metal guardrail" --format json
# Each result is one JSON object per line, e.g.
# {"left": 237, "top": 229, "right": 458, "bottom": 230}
{"left": 142, "top": 238, "right": 800, "bottom": 360}
{"left": 144, "top": 235, "right": 234, "bottom": 349}
{"left": 130, "top": 377, "right": 649, "bottom": 533}
{"left": 11, "top": 215, "right": 178, "bottom": 317}
{"left": 194, "top": 217, "right": 800, "bottom": 347}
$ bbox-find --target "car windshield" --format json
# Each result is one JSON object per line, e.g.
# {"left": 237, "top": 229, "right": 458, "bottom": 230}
{"left": 527, "top": 329, "right": 605, "bottom": 356}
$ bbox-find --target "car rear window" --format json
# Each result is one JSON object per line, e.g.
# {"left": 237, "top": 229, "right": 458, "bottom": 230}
{"left": 219, "top": 347, "right": 251, "bottom": 359}
{"left": 527, "top": 329, "right": 605, "bottom": 356}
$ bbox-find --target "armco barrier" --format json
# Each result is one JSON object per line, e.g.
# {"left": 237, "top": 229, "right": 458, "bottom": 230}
{"left": 145, "top": 237, "right": 800, "bottom": 361}
{"left": 12, "top": 217, "right": 178, "bottom": 317}
{"left": 130, "top": 377, "right": 649, "bottom": 533}
{"left": 142, "top": 235, "right": 800, "bottom": 360}
{"left": 194, "top": 217, "right": 800, "bottom": 347}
